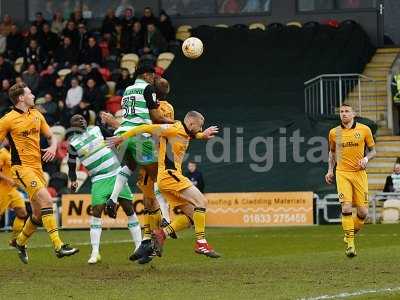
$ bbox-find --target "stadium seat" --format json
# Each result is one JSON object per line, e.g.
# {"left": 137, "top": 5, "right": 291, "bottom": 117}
{"left": 249, "top": 23, "right": 266, "bottom": 30}
{"left": 120, "top": 53, "right": 139, "bottom": 75}
{"left": 176, "top": 25, "right": 192, "bottom": 41}
{"left": 106, "top": 81, "right": 116, "bottom": 97}
{"left": 286, "top": 21, "right": 302, "bottom": 28}
{"left": 156, "top": 52, "right": 175, "bottom": 71}
{"left": 382, "top": 200, "right": 400, "bottom": 224}
{"left": 51, "top": 125, "right": 66, "bottom": 144}
{"left": 14, "top": 57, "right": 24, "bottom": 73}
{"left": 57, "top": 68, "right": 72, "bottom": 80}
{"left": 215, "top": 24, "right": 229, "bottom": 28}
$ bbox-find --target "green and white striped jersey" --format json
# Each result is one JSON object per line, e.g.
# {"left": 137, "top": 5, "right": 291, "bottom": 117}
{"left": 69, "top": 126, "right": 121, "bottom": 182}
{"left": 114, "top": 78, "right": 158, "bottom": 135}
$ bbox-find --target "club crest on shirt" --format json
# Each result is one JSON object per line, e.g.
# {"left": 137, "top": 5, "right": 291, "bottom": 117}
{"left": 338, "top": 193, "right": 344, "bottom": 199}
{"left": 354, "top": 132, "right": 361, "bottom": 139}
{"left": 31, "top": 181, "right": 37, "bottom": 187}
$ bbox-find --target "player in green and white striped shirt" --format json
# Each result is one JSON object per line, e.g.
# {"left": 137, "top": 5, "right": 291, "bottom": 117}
{"left": 67, "top": 114, "right": 142, "bottom": 264}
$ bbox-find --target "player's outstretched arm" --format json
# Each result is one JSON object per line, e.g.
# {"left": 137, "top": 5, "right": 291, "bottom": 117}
{"left": 107, "top": 124, "right": 162, "bottom": 147}
{"left": 195, "top": 126, "right": 219, "bottom": 140}
{"left": 100, "top": 111, "right": 120, "bottom": 129}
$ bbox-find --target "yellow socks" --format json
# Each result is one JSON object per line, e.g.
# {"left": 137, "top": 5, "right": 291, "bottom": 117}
{"left": 143, "top": 209, "right": 152, "bottom": 240}
{"left": 353, "top": 214, "right": 366, "bottom": 234}
{"left": 342, "top": 212, "right": 355, "bottom": 246}
{"left": 11, "top": 216, "right": 26, "bottom": 240}
{"left": 165, "top": 214, "right": 191, "bottom": 237}
{"left": 193, "top": 207, "right": 206, "bottom": 241}
{"left": 16, "top": 217, "right": 40, "bottom": 246}
{"left": 149, "top": 208, "right": 162, "bottom": 231}
{"left": 41, "top": 208, "right": 63, "bottom": 250}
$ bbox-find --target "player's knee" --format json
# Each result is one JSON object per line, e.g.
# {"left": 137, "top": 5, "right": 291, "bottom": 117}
{"left": 357, "top": 208, "right": 368, "bottom": 219}
{"left": 120, "top": 200, "right": 134, "bottom": 216}
{"left": 36, "top": 188, "right": 53, "bottom": 208}
{"left": 92, "top": 205, "right": 104, "bottom": 218}
{"left": 341, "top": 202, "right": 352, "bottom": 214}
{"left": 15, "top": 208, "right": 28, "bottom": 219}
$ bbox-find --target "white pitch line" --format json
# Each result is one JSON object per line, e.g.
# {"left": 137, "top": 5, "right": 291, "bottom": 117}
{"left": 300, "top": 286, "right": 400, "bottom": 300}
{"left": 0, "top": 239, "right": 133, "bottom": 251}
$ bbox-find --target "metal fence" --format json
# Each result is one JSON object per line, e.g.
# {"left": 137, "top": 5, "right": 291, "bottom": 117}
{"left": 304, "top": 74, "right": 383, "bottom": 123}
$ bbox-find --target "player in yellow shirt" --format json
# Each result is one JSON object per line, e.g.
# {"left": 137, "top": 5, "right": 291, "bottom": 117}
{"left": 108, "top": 111, "right": 220, "bottom": 258}
{"left": 325, "top": 104, "right": 376, "bottom": 258}
{"left": 0, "top": 145, "right": 28, "bottom": 246}
{"left": 0, "top": 83, "right": 79, "bottom": 264}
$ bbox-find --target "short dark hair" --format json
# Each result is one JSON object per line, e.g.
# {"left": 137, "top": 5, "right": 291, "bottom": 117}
{"left": 8, "top": 83, "right": 27, "bottom": 105}
{"left": 341, "top": 103, "right": 352, "bottom": 108}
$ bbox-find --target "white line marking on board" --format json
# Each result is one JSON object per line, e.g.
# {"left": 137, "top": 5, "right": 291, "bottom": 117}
{"left": 299, "top": 286, "right": 400, "bottom": 300}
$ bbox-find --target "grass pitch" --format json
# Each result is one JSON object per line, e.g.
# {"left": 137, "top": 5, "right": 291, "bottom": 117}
{"left": 1, "top": 225, "right": 400, "bottom": 300}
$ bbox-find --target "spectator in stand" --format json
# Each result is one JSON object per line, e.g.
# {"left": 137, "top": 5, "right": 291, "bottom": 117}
{"left": 36, "top": 93, "right": 58, "bottom": 126}
{"left": 185, "top": 161, "right": 205, "bottom": 193}
{"left": 141, "top": 7, "right": 158, "bottom": 31}
{"left": 6, "top": 24, "right": 23, "bottom": 60}
{"left": 115, "top": 0, "right": 135, "bottom": 18}
{"left": 131, "top": 21, "right": 145, "bottom": 54}
{"left": 82, "top": 64, "right": 105, "bottom": 88}
{"left": 80, "top": 37, "right": 102, "bottom": 66}
{"left": 1, "top": 15, "right": 14, "bottom": 36}
{"left": 51, "top": 77, "right": 67, "bottom": 107}
{"left": 383, "top": 163, "right": 400, "bottom": 193}
{"left": 66, "top": 77, "right": 83, "bottom": 110}
{"left": 24, "top": 39, "right": 48, "bottom": 71}
{"left": 77, "top": 23, "right": 89, "bottom": 54}
{"left": 0, "top": 30, "right": 6, "bottom": 55}
{"left": 101, "top": 9, "right": 118, "bottom": 34}
{"left": 51, "top": 12, "right": 65, "bottom": 35}
{"left": 158, "top": 10, "right": 175, "bottom": 42}
{"left": 62, "top": 21, "right": 79, "bottom": 46}
{"left": 32, "top": 12, "right": 48, "bottom": 31}
{"left": 38, "top": 65, "right": 58, "bottom": 96}
{"left": 81, "top": 78, "right": 104, "bottom": 113}
{"left": 120, "top": 8, "right": 137, "bottom": 31}
{"left": 114, "top": 23, "right": 131, "bottom": 54}
{"left": 0, "top": 55, "right": 14, "bottom": 82}
{"left": 140, "top": 23, "right": 168, "bottom": 57}
{"left": 54, "top": 36, "right": 79, "bottom": 68}
{"left": 0, "top": 79, "right": 12, "bottom": 115}
{"left": 70, "top": 9, "right": 85, "bottom": 25}
{"left": 42, "top": 23, "right": 60, "bottom": 55}
{"left": 116, "top": 68, "right": 133, "bottom": 95}
{"left": 21, "top": 64, "right": 40, "bottom": 94}
{"left": 64, "top": 64, "right": 81, "bottom": 89}
{"left": 26, "top": 25, "right": 41, "bottom": 46}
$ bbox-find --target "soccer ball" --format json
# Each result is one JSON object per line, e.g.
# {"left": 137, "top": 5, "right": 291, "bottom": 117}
{"left": 182, "top": 37, "right": 203, "bottom": 59}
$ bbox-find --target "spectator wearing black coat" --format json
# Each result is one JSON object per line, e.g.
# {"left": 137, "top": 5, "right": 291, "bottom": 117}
{"left": 139, "top": 23, "right": 168, "bottom": 57}
{"left": 32, "top": 12, "right": 47, "bottom": 31}
{"left": 384, "top": 163, "right": 400, "bottom": 193}
{"left": 54, "top": 36, "right": 79, "bottom": 68}
{"left": 24, "top": 39, "right": 48, "bottom": 71}
{"left": 81, "top": 78, "right": 104, "bottom": 112}
{"left": 69, "top": 9, "right": 86, "bottom": 26}
{"left": 77, "top": 23, "right": 89, "bottom": 54}
{"left": 62, "top": 21, "right": 79, "bottom": 46}
{"left": 116, "top": 68, "right": 133, "bottom": 95}
{"left": 51, "top": 77, "right": 67, "bottom": 105}
{"left": 64, "top": 64, "right": 81, "bottom": 89}
{"left": 80, "top": 37, "right": 102, "bottom": 66}
{"left": 114, "top": 23, "right": 131, "bottom": 54}
{"left": 82, "top": 64, "right": 105, "bottom": 87}
{"left": 158, "top": 10, "right": 175, "bottom": 42}
{"left": 102, "top": 9, "right": 119, "bottom": 34}
{"left": 140, "top": 7, "right": 158, "bottom": 32}
{"left": 36, "top": 93, "right": 58, "bottom": 126}
{"left": 120, "top": 8, "right": 137, "bottom": 31}
{"left": 38, "top": 65, "right": 58, "bottom": 96}
{"left": 131, "top": 21, "right": 144, "bottom": 54}
{"left": 6, "top": 24, "right": 23, "bottom": 60}
{"left": 0, "top": 55, "right": 14, "bottom": 82}
{"left": 0, "top": 79, "right": 12, "bottom": 115}
{"left": 41, "top": 23, "right": 60, "bottom": 55}
{"left": 26, "top": 25, "right": 42, "bottom": 47}
{"left": 185, "top": 161, "right": 205, "bottom": 193}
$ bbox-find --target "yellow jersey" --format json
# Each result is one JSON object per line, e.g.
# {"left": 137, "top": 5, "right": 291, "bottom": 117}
{"left": 0, "top": 148, "right": 13, "bottom": 192}
{"left": 0, "top": 108, "right": 51, "bottom": 169}
{"left": 329, "top": 122, "right": 375, "bottom": 172}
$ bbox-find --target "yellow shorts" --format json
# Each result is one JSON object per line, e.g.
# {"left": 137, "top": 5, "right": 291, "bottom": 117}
{"left": 136, "top": 168, "right": 156, "bottom": 201}
{"left": 12, "top": 165, "right": 46, "bottom": 201}
{"left": 157, "top": 170, "right": 193, "bottom": 208}
{"left": 336, "top": 170, "right": 368, "bottom": 207}
{"left": 0, "top": 188, "right": 25, "bottom": 215}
